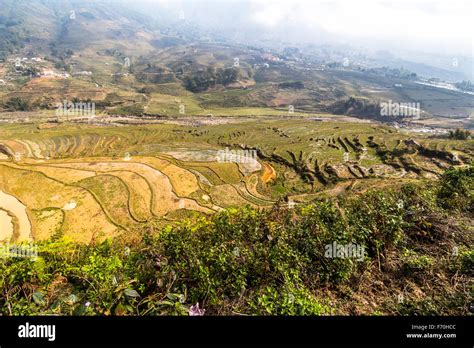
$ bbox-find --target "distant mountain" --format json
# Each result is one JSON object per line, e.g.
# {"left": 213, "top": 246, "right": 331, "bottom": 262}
{"left": 0, "top": 0, "right": 472, "bottom": 123}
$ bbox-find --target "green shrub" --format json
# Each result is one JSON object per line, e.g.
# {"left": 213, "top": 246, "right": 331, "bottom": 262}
{"left": 248, "top": 284, "right": 329, "bottom": 315}
{"left": 297, "top": 201, "right": 364, "bottom": 282}
{"left": 345, "top": 190, "right": 406, "bottom": 257}
{"left": 437, "top": 166, "right": 473, "bottom": 212}
{"left": 401, "top": 250, "right": 434, "bottom": 272}
{"left": 448, "top": 128, "right": 471, "bottom": 140}
{"left": 450, "top": 249, "right": 474, "bottom": 275}
{"left": 0, "top": 176, "right": 471, "bottom": 316}
{"left": 4, "top": 97, "right": 30, "bottom": 111}
{"left": 459, "top": 250, "right": 474, "bottom": 273}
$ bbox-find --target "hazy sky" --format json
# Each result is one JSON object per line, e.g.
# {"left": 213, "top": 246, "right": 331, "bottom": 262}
{"left": 134, "top": 0, "right": 473, "bottom": 57}
{"left": 249, "top": 0, "right": 473, "bottom": 55}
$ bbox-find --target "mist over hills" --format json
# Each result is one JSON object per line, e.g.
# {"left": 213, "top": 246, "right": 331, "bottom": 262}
{"left": 1, "top": 0, "right": 472, "bottom": 78}
{"left": 0, "top": 0, "right": 472, "bottom": 124}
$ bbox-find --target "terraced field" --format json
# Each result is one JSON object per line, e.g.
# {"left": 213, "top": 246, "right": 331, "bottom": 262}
{"left": 1, "top": 118, "right": 472, "bottom": 243}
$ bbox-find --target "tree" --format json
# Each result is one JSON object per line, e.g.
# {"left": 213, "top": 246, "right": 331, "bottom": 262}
{"left": 449, "top": 128, "right": 471, "bottom": 140}
{"left": 4, "top": 97, "right": 30, "bottom": 111}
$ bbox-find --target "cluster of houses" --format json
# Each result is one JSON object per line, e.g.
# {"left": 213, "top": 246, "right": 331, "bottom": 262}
{"left": 4, "top": 56, "right": 96, "bottom": 80}
{"left": 40, "top": 69, "right": 70, "bottom": 79}
{"left": 7, "top": 57, "right": 70, "bottom": 79}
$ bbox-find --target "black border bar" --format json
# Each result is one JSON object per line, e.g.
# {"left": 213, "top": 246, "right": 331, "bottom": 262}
{"left": 0, "top": 316, "right": 472, "bottom": 346}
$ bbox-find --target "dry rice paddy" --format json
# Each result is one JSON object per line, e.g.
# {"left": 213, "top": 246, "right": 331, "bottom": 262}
{"left": 0, "top": 119, "right": 472, "bottom": 243}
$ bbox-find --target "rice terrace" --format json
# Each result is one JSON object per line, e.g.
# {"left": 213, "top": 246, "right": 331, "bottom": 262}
{"left": 1, "top": 117, "right": 471, "bottom": 244}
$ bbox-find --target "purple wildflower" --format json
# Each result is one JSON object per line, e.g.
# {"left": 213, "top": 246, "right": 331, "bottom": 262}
{"left": 189, "top": 302, "right": 205, "bottom": 316}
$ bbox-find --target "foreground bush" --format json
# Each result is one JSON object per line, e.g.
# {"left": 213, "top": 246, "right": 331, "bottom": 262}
{"left": 0, "top": 167, "right": 472, "bottom": 315}
{"left": 437, "top": 166, "right": 473, "bottom": 212}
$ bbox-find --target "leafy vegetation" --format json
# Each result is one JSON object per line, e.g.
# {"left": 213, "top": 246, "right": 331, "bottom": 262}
{"left": 3, "top": 97, "right": 30, "bottom": 111}
{"left": 437, "top": 166, "right": 473, "bottom": 212}
{"left": 448, "top": 128, "right": 471, "bottom": 140}
{"left": 1, "top": 167, "right": 472, "bottom": 316}
{"left": 182, "top": 67, "right": 241, "bottom": 92}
